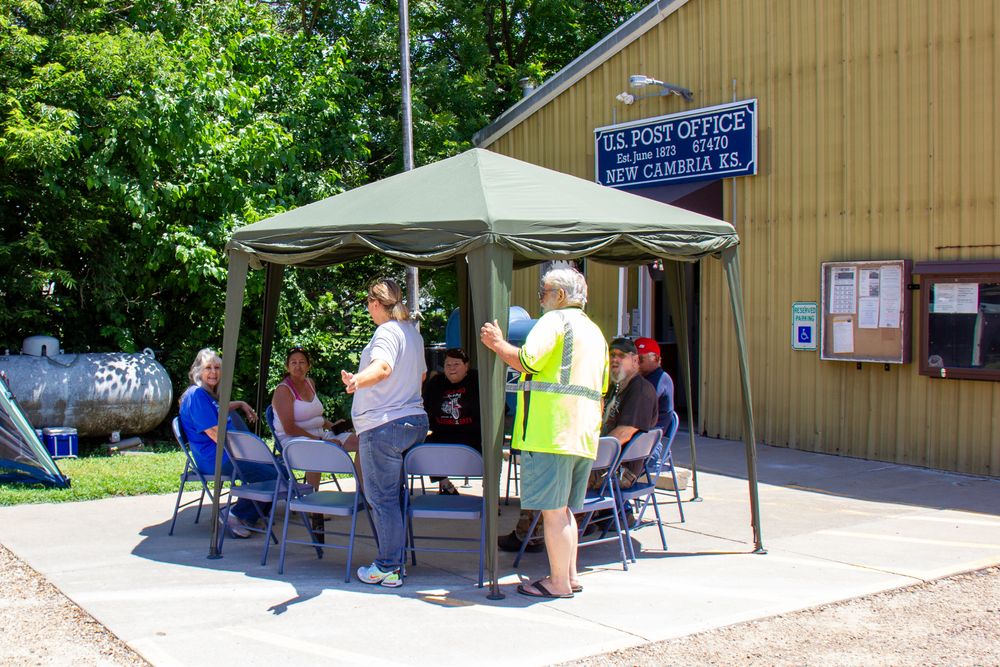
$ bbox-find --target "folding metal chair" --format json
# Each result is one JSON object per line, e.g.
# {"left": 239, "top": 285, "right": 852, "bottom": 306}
{"left": 167, "top": 417, "right": 231, "bottom": 535}
{"left": 277, "top": 437, "right": 370, "bottom": 582}
{"left": 636, "top": 411, "right": 684, "bottom": 524}
{"left": 513, "top": 437, "right": 629, "bottom": 571}
{"left": 402, "top": 443, "right": 486, "bottom": 587}
{"left": 614, "top": 428, "right": 666, "bottom": 561}
{"left": 266, "top": 404, "right": 342, "bottom": 491}
{"left": 219, "top": 430, "right": 310, "bottom": 565}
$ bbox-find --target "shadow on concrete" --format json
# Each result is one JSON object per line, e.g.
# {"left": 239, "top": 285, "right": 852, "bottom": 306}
{"left": 129, "top": 498, "right": 690, "bottom": 610}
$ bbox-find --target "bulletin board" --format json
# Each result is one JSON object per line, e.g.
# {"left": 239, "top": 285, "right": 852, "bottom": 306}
{"left": 820, "top": 260, "right": 912, "bottom": 364}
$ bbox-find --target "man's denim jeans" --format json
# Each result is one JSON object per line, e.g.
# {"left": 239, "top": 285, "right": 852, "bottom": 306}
{"left": 359, "top": 413, "right": 428, "bottom": 571}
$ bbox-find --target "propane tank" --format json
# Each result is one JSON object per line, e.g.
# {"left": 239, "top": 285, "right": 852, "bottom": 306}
{"left": 0, "top": 339, "right": 173, "bottom": 436}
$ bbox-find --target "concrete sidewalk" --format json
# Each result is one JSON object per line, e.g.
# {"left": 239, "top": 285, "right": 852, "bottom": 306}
{"left": 2, "top": 434, "right": 999, "bottom": 666}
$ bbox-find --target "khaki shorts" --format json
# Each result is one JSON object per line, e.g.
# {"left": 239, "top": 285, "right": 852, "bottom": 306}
{"left": 519, "top": 450, "right": 593, "bottom": 511}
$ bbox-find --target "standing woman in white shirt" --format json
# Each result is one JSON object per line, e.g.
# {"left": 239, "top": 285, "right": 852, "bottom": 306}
{"left": 341, "top": 278, "right": 428, "bottom": 588}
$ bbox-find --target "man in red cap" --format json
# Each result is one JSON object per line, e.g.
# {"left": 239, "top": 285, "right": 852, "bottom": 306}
{"left": 635, "top": 337, "right": 674, "bottom": 434}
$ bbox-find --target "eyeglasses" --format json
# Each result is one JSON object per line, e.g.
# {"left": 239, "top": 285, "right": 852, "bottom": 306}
{"left": 537, "top": 288, "right": 559, "bottom": 300}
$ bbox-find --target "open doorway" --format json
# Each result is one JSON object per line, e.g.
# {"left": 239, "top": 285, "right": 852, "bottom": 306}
{"left": 632, "top": 179, "right": 724, "bottom": 425}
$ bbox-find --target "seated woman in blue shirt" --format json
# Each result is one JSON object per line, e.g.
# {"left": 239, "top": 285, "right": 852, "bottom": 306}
{"left": 178, "top": 348, "right": 275, "bottom": 539}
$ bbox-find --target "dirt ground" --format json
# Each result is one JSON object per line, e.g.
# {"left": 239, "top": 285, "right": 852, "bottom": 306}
{"left": 1, "top": 543, "right": 997, "bottom": 666}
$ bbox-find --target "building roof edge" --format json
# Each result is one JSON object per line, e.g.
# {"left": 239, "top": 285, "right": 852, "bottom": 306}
{"left": 472, "top": 0, "right": 690, "bottom": 149}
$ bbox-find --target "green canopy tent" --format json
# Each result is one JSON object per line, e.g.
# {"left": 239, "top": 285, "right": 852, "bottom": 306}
{"left": 210, "top": 148, "right": 763, "bottom": 596}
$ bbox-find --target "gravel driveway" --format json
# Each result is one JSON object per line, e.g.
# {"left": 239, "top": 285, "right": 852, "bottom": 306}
{"left": 1, "top": 543, "right": 996, "bottom": 666}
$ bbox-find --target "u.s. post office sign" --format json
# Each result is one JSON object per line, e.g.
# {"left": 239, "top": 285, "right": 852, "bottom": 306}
{"left": 594, "top": 99, "right": 757, "bottom": 189}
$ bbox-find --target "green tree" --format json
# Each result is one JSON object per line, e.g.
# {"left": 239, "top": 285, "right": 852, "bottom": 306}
{"left": 0, "top": 0, "right": 369, "bottom": 398}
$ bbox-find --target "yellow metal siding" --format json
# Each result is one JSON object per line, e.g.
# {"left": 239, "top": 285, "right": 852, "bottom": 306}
{"left": 489, "top": 0, "right": 1000, "bottom": 476}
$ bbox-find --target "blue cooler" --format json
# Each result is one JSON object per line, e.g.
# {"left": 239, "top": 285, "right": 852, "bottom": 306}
{"left": 42, "top": 427, "right": 78, "bottom": 459}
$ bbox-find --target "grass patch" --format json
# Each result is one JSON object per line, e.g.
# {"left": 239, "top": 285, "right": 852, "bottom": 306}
{"left": 0, "top": 446, "right": 198, "bottom": 506}
{"left": 0, "top": 439, "right": 351, "bottom": 506}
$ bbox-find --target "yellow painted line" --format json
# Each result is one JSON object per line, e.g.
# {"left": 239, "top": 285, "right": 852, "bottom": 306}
{"left": 820, "top": 530, "right": 1000, "bottom": 550}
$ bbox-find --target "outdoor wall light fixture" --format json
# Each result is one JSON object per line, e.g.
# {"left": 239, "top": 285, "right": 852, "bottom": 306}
{"left": 616, "top": 74, "right": 694, "bottom": 104}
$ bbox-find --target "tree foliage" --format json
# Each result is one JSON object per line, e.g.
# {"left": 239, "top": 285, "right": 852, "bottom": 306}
{"left": 1, "top": 0, "right": 646, "bottom": 420}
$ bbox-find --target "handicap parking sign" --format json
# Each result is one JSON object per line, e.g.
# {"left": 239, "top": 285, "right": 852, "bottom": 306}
{"left": 792, "top": 302, "right": 817, "bottom": 351}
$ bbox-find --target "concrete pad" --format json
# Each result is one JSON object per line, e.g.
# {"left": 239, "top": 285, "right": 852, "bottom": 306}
{"left": 3, "top": 436, "right": 1000, "bottom": 666}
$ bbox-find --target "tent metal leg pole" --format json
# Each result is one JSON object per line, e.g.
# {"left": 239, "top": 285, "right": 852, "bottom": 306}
{"left": 665, "top": 261, "right": 700, "bottom": 501}
{"left": 209, "top": 250, "right": 250, "bottom": 559}
{"left": 721, "top": 247, "right": 765, "bottom": 554}
{"left": 256, "top": 262, "right": 285, "bottom": 434}
{"left": 467, "top": 245, "right": 512, "bottom": 599}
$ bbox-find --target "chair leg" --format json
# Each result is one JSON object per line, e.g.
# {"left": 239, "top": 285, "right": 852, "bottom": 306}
{"left": 193, "top": 485, "right": 207, "bottom": 525}
{"left": 260, "top": 495, "right": 280, "bottom": 567}
{"left": 168, "top": 476, "right": 187, "bottom": 536}
{"left": 609, "top": 499, "right": 629, "bottom": 571}
{"left": 345, "top": 506, "right": 360, "bottom": 583}
{"left": 278, "top": 501, "right": 293, "bottom": 575}
{"left": 669, "top": 458, "right": 685, "bottom": 523}
{"left": 650, "top": 494, "right": 667, "bottom": 550}
{"left": 512, "top": 512, "right": 541, "bottom": 568}
{"left": 504, "top": 453, "right": 513, "bottom": 505}
{"left": 478, "top": 504, "right": 486, "bottom": 588}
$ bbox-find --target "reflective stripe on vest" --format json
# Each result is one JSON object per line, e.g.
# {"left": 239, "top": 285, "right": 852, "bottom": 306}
{"left": 507, "top": 379, "right": 603, "bottom": 402}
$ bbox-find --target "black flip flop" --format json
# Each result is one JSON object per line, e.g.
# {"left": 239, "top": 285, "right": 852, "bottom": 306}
{"left": 517, "top": 579, "right": 574, "bottom": 599}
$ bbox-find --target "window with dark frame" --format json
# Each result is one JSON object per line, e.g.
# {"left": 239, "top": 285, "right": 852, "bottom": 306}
{"left": 914, "top": 261, "right": 1000, "bottom": 381}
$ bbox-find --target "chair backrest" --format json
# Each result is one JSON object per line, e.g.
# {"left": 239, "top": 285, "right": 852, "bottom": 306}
{"left": 171, "top": 417, "right": 199, "bottom": 468}
{"left": 619, "top": 428, "right": 663, "bottom": 466}
{"left": 404, "top": 443, "right": 483, "bottom": 478}
{"left": 650, "top": 412, "right": 680, "bottom": 475}
{"left": 171, "top": 416, "right": 187, "bottom": 447}
{"left": 592, "top": 436, "right": 622, "bottom": 473}
{"left": 264, "top": 405, "right": 283, "bottom": 453}
{"left": 282, "top": 438, "right": 356, "bottom": 477}
{"left": 226, "top": 430, "right": 279, "bottom": 466}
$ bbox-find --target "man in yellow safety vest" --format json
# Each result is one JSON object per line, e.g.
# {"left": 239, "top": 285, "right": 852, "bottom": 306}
{"left": 481, "top": 266, "right": 608, "bottom": 599}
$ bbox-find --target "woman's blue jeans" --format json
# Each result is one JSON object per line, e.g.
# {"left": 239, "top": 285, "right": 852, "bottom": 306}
{"left": 359, "top": 413, "right": 428, "bottom": 571}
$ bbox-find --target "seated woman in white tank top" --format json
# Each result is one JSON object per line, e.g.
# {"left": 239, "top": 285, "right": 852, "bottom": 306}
{"left": 271, "top": 347, "right": 361, "bottom": 492}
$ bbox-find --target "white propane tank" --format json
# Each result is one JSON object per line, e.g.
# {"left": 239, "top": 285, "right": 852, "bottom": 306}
{"left": 0, "top": 343, "right": 173, "bottom": 437}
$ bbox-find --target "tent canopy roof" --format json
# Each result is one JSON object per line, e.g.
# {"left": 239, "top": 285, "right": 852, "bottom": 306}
{"left": 228, "top": 148, "right": 739, "bottom": 269}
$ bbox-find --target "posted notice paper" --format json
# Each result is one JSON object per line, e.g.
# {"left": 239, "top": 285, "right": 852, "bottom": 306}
{"left": 858, "top": 297, "right": 879, "bottom": 328}
{"left": 832, "top": 319, "right": 854, "bottom": 353}
{"left": 879, "top": 265, "right": 902, "bottom": 328}
{"left": 955, "top": 283, "right": 979, "bottom": 314}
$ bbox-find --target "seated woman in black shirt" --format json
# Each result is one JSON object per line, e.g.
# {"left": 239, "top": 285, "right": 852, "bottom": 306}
{"left": 422, "top": 347, "right": 480, "bottom": 494}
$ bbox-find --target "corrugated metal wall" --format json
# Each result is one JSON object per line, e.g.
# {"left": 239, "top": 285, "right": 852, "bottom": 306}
{"left": 486, "top": 0, "right": 1000, "bottom": 476}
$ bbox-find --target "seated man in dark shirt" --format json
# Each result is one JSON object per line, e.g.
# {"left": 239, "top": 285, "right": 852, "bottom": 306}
{"left": 500, "top": 337, "right": 657, "bottom": 552}
{"left": 422, "top": 347, "right": 480, "bottom": 494}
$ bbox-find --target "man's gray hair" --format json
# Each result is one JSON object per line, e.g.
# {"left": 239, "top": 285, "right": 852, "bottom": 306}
{"left": 541, "top": 266, "right": 588, "bottom": 307}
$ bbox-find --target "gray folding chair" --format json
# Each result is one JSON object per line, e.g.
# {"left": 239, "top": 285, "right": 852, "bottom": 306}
{"left": 220, "top": 430, "right": 309, "bottom": 565}
{"left": 614, "top": 428, "right": 666, "bottom": 561}
{"left": 167, "top": 417, "right": 230, "bottom": 535}
{"left": 636, "top": 411, "right": 684, "bottom": 524}
{"left": 266, "top": 404, "right": 342, "bottom": 491}
{"left": 402, "top": 443, "right": 486, "bottom": 587}
{"left": 513, "top": 437, "right": 629, "bottom": 570}
{"left": 277, "top": 437, "right": 370, "bottom": 582}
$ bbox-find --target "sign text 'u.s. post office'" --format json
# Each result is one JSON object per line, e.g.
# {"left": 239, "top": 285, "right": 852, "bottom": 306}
{"left": 594, "top": 99, "right": 757, "bottom": 189}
